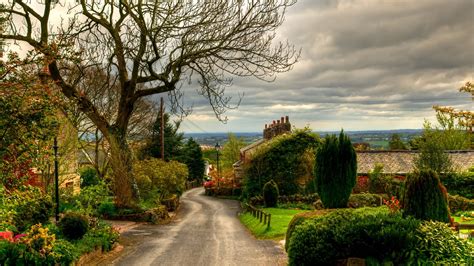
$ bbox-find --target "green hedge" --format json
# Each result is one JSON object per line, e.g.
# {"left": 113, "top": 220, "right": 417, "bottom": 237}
{"left": 448, "top": 194, "right": 474, "bottom": 214}
{"left": 442, "top": 172, "right": 474, "bottom": 199}
{"left": 287, "top": 207, "right": 473, "bottom": 265}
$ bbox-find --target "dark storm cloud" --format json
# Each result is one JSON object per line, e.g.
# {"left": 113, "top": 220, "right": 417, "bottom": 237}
{"left": 180, "top": 0, "right": 473, "bottom": 132}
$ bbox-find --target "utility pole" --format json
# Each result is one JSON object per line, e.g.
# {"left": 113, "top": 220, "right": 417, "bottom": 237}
{"left": 160, "top": 97, "right": 165, "bottom": 160}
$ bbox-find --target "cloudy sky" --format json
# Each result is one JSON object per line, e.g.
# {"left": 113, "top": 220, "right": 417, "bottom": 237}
{"left": 179, "top": 0, "right": 473, "bottom": 133}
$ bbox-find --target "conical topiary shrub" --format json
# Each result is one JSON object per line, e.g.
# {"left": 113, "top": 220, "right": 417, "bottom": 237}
{"left": 402, "top": 169, "right": 450, "bottom": 223}
{"left": 263, "top": 180, "right": 279, "bottom": 207}
{"left": 315, "top": 130, "right": 357, "bottom": 208}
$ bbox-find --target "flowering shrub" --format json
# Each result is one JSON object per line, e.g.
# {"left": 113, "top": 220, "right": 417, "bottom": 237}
{"left": 384, "top": 196, "right": 401, "bottom": 213}
{"left": 203, "top": 180, "right": 215, "bottom": 188}
{"left": 22, "top": 224, "right": 56, "bottom": 257}
{"left": 353, "top": 175, "right": 369, "bottom": 193}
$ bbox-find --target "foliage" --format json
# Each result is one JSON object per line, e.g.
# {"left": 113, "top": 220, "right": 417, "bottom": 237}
{"left": 432, "top": 81, "right": 473, "bottom": 149}
{"left": 60, "top": 181, "right": 111, "bottom": 216}
{"left": 58, "top": 212, "right": 90, "bottom": 240}
{"left": 97, "top": 202, "right": 117, "bottom": 218}
{"left": 403, "top": 170, "right": 450, "bottom": 223}
{"left": 80, "top": 167, "right": 100, "bottom": 188}
{"left": 347, "top": 193, "right": 383, "bottom": 208}
{"left": 414, "top": 124, "right": 454, "bottom": 174}
{"left": 244, "top": 129, "right": 320, "bottom": 197}
{"left": 285, "top": 210, "right": 330, "bottom": 251}
{"left": 412, "top": 221, "right": 474, "bottom": 263}
{"left": 140, "top": 112, "right": 184, "bottom": 160}
{"left": 368, "top": 163, "right": 384, "bottom": 193}
{"left": 0, "top": 55, "right": 60, "bottom": 190}
{"left": 263, "top": 180, "right": 279, "bottom": 207}
{"left": 221, "top": 133, "right": 246, "bottom": 169}
{"left": 1, "top": 186, "right": 53, "bottom": 232}
{"left": 315, "top": 131, "right": 357, "bottom": 208}
{"left": 287, "top": 207, "right": 420, "bottom": 265}
{"left": 442, "top": 172, "right": 474, "bottom": 199}
{"left": 389, "top": 133, "right": 407, "bottom": 150}
{"left": 447, "top": 194, "right": 474, "bottom": 214}
{"left": 134, "top": 158, "right": 188, "bottom": 201}
{"left": 182, "top": 138, "right": 205, "bottom": 182}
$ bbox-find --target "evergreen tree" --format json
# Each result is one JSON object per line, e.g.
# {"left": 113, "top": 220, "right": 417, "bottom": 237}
{"left": 403, "top": 170, "right": 450, "bottom": 223}
{"left": 183, "top": 138, "right": 205, "bottom": 181}
{"left": 315, "top": 130, "right": 357, "bottom": 208}
{"left": 141, "top": 112, "right": 184, "bottom": 160}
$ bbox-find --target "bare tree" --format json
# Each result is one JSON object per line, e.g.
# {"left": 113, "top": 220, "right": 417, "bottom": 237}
{"left": 1, "top": 0, "right": 299, "bottom": 207}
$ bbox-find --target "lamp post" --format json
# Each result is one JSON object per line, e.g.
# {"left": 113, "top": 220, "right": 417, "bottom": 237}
{"left": 215, "top": 142, "right": 221, "bottom": 187}
{"left": 53, "top": 137, "right": 59, "bottom": 222}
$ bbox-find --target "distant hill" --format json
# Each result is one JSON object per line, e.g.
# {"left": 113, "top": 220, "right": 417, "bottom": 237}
{"left": 184, "top": 129, "right": 423, "bottom": 149}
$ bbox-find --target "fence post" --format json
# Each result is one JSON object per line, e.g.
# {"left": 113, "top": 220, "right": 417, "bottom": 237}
{"left": 260, "top": 211, "right": 263, "bottom": 223}
{"left": 267, "top": 214, "right": 271, "bottom": 228}
{"left": 264, "top": 214, "right": 267, "bottom": 224}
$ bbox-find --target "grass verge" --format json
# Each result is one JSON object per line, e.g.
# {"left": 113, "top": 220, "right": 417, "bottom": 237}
{"left": 239, "top": 208, "right": 308, "bottom": 240}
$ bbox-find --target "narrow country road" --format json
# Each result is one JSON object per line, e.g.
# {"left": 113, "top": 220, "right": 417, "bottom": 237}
{"left": 112, "top": 187, "right": 286, "bottom": 266}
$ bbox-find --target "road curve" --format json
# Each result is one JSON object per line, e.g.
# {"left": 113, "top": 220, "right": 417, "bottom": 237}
{"left": 113, "top": 187, "right": 286, "bottom": 266}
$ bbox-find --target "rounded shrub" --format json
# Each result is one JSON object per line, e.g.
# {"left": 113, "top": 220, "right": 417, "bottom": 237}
{"left": 80, "top": 167, "right": 100, "bottom": 188}
{"left": 287, "top": 208, "right": 421, "bottom": 265}
{"left": 263, "top": 180, "right": 279, "bottom": 207}
{"left": 402, "top": 170, "right": 450, "bottom": 223}
{"left": 285, "top": 210, "right": 330, "bottom": 251}
{"left": 315, "top": 130, "right": 357, "bottom": 208}
{"left": 59, "top": 212, "right": 90, "bottom": 240}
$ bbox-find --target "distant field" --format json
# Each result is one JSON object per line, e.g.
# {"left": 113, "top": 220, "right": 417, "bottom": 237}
{"left": 366, "top": 140, "right": 390, "bottom": 149}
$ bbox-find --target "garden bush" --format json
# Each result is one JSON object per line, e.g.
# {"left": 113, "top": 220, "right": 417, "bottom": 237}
{"left": 368, "top": 163, "right": 384, "bottom": 193}
{"left": 448, "top": 194, "right": 474, "bottom": 214}
{"left": 403, "top": 170, "right": 450, "bottom": 223}
{"left": 412, "top": 221, "right": 474, "bottom": 264}
{"left": 79, "top": 167, "right": 100, "bottom": 188}
{"left": 60, "top": 181, "right": 111, "bottom": 216}
{"left": 442, "top": 172, "right": 474, "bottom": 199}
{"left": 288, "top": 207, "right": 420, "bottom": 265}
{"left": 285, "top": 210, "right": 330, "bottom": 251}
{"left": 98, "top": 201, "right": 117, "bottom": 218}
{"left": 315, "top": 131, "right": 357, "bottom": 208}
{"left": 6, "top": 186, "right": 53, "bottom": 232}
{"left": 347, "top": 193, "right": 383, "bottom": 208}
{"left": 263, "top": 180, "right": 279, "bottom": 207}
{"left": 134, "top": 158, "right": 188, "bottom": 201}
{"left": 243, "top": 129, "right": 320, "bottom": 197}
{"left": 58, "top": 212, "right": 90, "bottom": 240}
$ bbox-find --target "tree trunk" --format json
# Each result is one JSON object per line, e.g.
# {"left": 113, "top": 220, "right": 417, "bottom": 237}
{"left": 107, "top": 127, "right": 139, "bottom": 208}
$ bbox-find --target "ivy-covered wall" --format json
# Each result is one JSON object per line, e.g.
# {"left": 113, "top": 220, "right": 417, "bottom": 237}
{"left": 243, "top": 129, "right": 320, "bottom": 197}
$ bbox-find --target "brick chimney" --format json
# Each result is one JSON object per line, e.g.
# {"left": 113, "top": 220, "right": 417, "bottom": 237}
{"left": 263, "top": 116, "right": 291, "bottom": 139}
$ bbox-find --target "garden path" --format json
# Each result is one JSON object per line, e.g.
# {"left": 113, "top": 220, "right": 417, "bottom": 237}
{"left": 112, "top": 187, "right": 286, "bottom": 266}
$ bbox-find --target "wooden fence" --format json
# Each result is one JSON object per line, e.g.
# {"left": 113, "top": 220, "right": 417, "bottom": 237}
{"left": 243, "top": 203, "right": 271, "bottom": 228}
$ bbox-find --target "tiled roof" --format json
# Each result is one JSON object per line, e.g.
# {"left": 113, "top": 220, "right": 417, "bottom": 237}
{"left": 357, "top": 150, "right": 474, "bottom": 174}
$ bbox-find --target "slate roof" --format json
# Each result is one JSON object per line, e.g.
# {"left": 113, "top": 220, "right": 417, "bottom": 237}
{"left": 357, "top": 150, "right": 474, "bottom": 174}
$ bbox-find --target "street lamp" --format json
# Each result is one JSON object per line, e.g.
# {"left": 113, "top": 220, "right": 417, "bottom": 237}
{"left": 215, "top": 142, "right": 221, "bottom": 187}
{"left": 53, "top": 137, "right": 59, "bottom": 222}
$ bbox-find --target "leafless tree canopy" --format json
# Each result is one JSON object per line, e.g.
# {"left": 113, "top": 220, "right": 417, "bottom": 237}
{"left": 2, "top": 0, "right": 298, "bottom": 125}
{"left": 0, "top": 0, "right": 299, "bottom": 206}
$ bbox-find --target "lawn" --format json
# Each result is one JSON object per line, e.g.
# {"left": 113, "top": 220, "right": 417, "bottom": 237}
{"left": 239, "top": 208, "right": 308, "bottom": 240}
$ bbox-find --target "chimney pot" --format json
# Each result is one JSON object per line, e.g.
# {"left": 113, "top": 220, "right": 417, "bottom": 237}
{"left": 273, "top": 120, "right": 276, "bottom": 125}
{"left": 285, "top": 116, "right": 289, "bottom": 123}
{"left": 277, "top": 120, "right": 280, "bottom": 124}
{"left": 281, "top": 117, "right": 284, "bottom": 123}
{"left": 265, "top": 124, "right": 267, "bottom": 129}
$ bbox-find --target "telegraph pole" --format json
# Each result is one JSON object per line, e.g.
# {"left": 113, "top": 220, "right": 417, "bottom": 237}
{"left": 160, "top": 97, "right": 165, "bottom": 160}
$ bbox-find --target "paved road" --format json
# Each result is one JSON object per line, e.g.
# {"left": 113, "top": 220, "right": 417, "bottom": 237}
{"left": 113, "top": 188, "right": 286, "bottom": 266}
